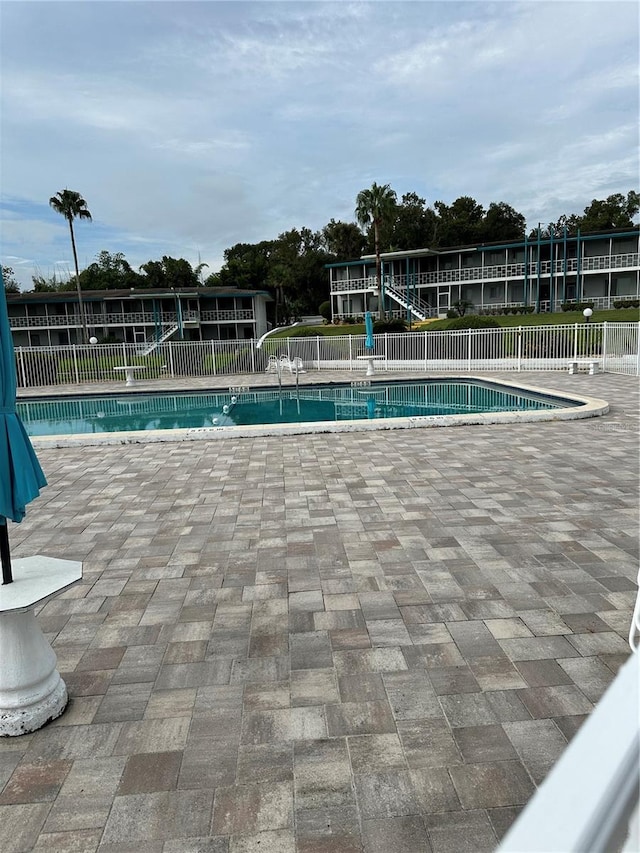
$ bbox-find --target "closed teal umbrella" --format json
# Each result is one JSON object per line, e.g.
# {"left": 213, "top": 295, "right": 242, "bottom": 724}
{"left": 0, "top": 274, "right": 47, "bottom": 584}
{"left": 365, "top": 311, "right": 375, "bottom": 350}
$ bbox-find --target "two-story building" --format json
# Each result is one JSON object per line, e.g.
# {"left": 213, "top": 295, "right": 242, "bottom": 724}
{"left": 327, "top": 228, "right": 640, "bottom": 321}
{"left": 7, "top": 286, "right": 272, "bottom": 348}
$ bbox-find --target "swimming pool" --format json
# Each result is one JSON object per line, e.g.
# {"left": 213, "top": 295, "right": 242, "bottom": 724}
{"left": 19, "top": 377, "right": 606, "bottom": 446}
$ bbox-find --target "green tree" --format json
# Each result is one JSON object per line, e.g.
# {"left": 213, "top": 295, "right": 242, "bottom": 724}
{"left": 267, "top": 228, "right": 330, "bottom": 324}
{"left": 355, "top": 183, "right": 397, "bottom": 315}
{"left": 540, "top": 191, "right": 639, "bottom": 237}
{"left": 390, "top": 192, "right": 439, "bottom": 251}
{"left": 31, "top": 271, "right": 69, "bottom": 292}
{"left": 79, "top": 250, "right": 144, "bottom": 290}
{"left": 434, "top": 196, "right": 485, "bottom": 246}
{"left": 579, "top": 191, "right": 639, "bottom": 232}
{"left": 139, "top": 256, "right": 199, "bottom": 289}
{"left": 49, "top": 188, "right": 92, "bottom": 341}
{"left": 322, "top": 219, "right": 366, "bottom": 260}
{"left": 479, "top": 202, "right": 526, "bottom": 242}
{"left": 206, "top": 241, "right": 273, "bottom": 291}
{"left": 1, "top": 265, "right": 20, "bottom": 293}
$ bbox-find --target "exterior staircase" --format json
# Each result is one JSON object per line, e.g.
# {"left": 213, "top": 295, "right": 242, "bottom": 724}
{"left": 384, "top": 281, "right": 434, "bottom": 321}
{"left": 136, "top": 323, "right": 180, "bottom": 356}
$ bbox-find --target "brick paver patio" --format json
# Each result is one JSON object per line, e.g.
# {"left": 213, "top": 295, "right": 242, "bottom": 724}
{"left": 1, "top": 371, "right": 638, "bottom": 852}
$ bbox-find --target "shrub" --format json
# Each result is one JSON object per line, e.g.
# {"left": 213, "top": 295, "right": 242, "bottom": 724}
{"left": 450, "top": 299, "right": 474, "bottom": 317}
{"left": 318, "top": 300, "right": 331, "bottom": 322}
{"left": 561, "top": 301, "right": 595, "bottom": 312}
{"left": 446, "top": 309, "right": 458, "bottom": 319}
{"left": 445, "top": 315, "right": 501, "bottom": 330}
{"left": 290, "top": 326, "right": 321, "bottom": 338}
{"left": 613, "top": 299, "right": 640, "bottom": 309}
{"left": 373, "top": 318, "right": 407, "bottom": 333}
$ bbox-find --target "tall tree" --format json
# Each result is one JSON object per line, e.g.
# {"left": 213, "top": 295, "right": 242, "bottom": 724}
{"left": 49, "top": 189, "right": 92, "bottom": 341}
{"left": 322, "top": 219, "right": 366, "bottom": 260}
{"left": 1, "top": 266, "right": 20, "bottom": 293}
{"left": 479, "top": 201, "right": 526, "bottom": 242}
{"left": 579, "top": 191, "right": 640, "bottom": 232}
{"left": 355, "top": 183, "right": 397, "bottom": 315}
{"left": 80, "top": 250, "right": 143, "bottom": 290}
{"left": 139, "top": 256, "right": 199, "bottom": 289}
{"left": 434, "top": 196, "right": 485, "bottom": 246}
{"left": 390, "top": 192, "right": 438, "bottom": 251}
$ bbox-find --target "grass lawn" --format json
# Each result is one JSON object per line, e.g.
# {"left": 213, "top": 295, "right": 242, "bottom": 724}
{"left": 272, "top": 307, "right": 639, "bottom": 338}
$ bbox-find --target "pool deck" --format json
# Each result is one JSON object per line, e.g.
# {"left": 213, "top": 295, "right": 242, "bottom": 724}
{"left": 2, "top": 370, "right": 638, "bottom": 852}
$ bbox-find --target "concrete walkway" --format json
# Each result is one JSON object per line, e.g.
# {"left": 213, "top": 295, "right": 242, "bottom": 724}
{"left": 2, "top": 371, "right": 638, "bottom": 852}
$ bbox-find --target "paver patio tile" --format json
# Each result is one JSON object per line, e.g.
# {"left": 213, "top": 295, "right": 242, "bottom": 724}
{"left": 424, "top": 809, "right": 497, "bottom": 853}
{"left": 30, "top": 828, "right": 102, "bottom": 852}
{"left": 449, "top": 759, "right": 535, "bottom": 809}
{"left": 383, "top": 670, "right": 443, "bottom": 720}
{"left": 0, "top": 759, "right": 72, "bottom": 805}
{"left": 354, "top": 770, "right": 418, "bottom": 819}
{"left": 0, "top": 803, "right": 52, "bottom": 853}
{"left": 229, "top": 829, "right": 295, "bottom": 853}
{"left": 453, "top": 724, "right": 518, "bottom": 763}
{"left": 361, "top": 815, "right": 431, "bottom": 852}
{"left": 438, "top": 692, "right": 499, "bottom": 728}
{"left": 236, "top": 743, "right": 293, "bottom": 784}
{"left": 514, "top": 658, "right": 573, "bottom": 687}
{"left": 516, "top": 684, "right": 594, "bottom": 718}
{"left": 503, "top": 719, "right": 569, "bottom": 784}
{"left": 293, "top": 739, "right": 353, "bottom": 811}
{"left": 163, "top": 838, "right": 227, "bottom": 852}
{"left": 117, "top": 750, "right": 182, "bottom": 793}
{"left": 211, "top": 781, "right": 293, "bottom": 835}
{"left": 397, "top": 718, "right": 462, "bottom": 769}
{"left": 326, "top": 700, "right": 396, "bottom": 737}
{"left": 102, "top": 790, "right": 214, "bottom": 841}
{"left": 241, "top": 707, "right": 327, "bottom": 744}
{"left": 426, "top": 665, "right": 481, "bottom": 695}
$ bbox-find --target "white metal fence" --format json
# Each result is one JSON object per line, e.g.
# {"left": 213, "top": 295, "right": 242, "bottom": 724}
{"left": 13, "top": 322, "right": 639, "bottom": 388}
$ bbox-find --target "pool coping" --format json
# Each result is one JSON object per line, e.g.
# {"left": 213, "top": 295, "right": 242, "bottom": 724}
{"left": 26, "top": 375, "right": 609, "bottom": 448}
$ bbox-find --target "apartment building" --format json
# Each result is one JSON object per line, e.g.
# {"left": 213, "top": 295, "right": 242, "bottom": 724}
{"left": 7, "top": 286, "right": 272, "bottom": 348}
{"left": 327, "top": 228, "right": 640, "bottom": 321}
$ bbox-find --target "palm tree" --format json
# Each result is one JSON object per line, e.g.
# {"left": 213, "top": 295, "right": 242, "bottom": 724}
{"left": 49, "top": 189, "right": 92, "bottom": 342}
{"left": 355, "top": 183, "right": 397, "bottom": 318}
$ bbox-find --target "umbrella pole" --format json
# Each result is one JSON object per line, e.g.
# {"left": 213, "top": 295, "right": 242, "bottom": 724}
{"left": 0, "top": 520, "right": 12, "bottom": 585}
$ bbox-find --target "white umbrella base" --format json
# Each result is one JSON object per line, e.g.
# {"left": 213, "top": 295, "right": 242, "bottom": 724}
{"left": 0, "top": 608, "right": 68, "bottom": 736}
{"left": 0, "top": 556, "right": 82, "bottom": 737}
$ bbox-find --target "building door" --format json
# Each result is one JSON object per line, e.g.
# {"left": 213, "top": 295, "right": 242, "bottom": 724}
{"left": 438, "top": 287, "right": 450, "bottom": 314}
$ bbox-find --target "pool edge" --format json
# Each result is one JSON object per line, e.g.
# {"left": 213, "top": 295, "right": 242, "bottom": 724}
{"left": 28, "top": 375, "right": 609, "bottom": 448}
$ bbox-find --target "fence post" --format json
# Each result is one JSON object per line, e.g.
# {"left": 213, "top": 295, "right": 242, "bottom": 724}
{"left": 602, "top": 322, "right": 608, "bottom": 373}
{"left": 636, "top": 322, "right": 640, "bottom": 377}
{"left": 18, "top": 348, "right": 27, "bottom": 388}
{"left": 169, "top": 341, "right": 175, "bottom": 377}
{"left": 349, "top": 335, "right": 352, "bottom": 370}
{"left": 573, "top": 324, "right": 579, "bottom": 360}
{"left": 424, "top": 331, "right": 428, "bottom": 371}
{"left": 250, "top": 340, "right": 256, "bottom": 373}
{"left": 517, "top": 326, "right": 522, "bottom": 371}
{"left": 384, "top": 333, "right": 388, "bottom": 370}
{"left": 467, "top": 328, "right": 472, "bottom": 372}
{"left": 73, "top": 345, "right": 79, "bottom": 385}
{"left": 316, "top": 335, "right": 320, "bottom": 371}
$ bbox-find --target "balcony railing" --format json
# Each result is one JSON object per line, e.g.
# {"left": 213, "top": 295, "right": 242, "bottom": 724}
{"left": 8, "top": 309, "right": 254, "bottom": 329}
{"left": 330, "top": 253, "right": 640, "bottom": 293}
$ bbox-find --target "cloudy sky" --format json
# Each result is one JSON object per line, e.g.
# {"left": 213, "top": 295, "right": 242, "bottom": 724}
{"left": 1, "top": 0, "right": 638, "bottom": 290}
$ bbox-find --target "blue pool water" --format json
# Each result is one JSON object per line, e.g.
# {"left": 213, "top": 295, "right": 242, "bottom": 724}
{"left": 18, "top": 380, "right": 578, "bottom": 437}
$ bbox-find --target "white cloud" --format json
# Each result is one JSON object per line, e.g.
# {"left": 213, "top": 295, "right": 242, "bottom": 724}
{"left": 0, "top": 0, "right": 637, "bottom": 292}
